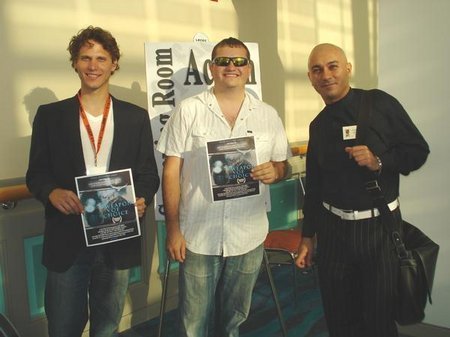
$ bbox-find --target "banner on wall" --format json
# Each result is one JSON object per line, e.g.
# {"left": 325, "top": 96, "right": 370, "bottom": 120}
{"left": 144, "top": 40, "right": 262, "bottom": 220}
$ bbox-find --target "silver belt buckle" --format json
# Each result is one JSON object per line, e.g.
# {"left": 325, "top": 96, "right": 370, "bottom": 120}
{"left": 342, "top": 209, "right": 358, "bottom": 220}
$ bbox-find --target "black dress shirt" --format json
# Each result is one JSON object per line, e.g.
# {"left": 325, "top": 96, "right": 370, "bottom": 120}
{"left": 302, "top": 88, "right": 429, "bottom": 237}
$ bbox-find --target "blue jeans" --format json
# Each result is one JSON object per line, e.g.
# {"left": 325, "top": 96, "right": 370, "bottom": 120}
{"left": 179, "top": 244, "right": 263, "bottom": 337}
{"left": 45, "top": 247, "right": 130, "bottom": 337}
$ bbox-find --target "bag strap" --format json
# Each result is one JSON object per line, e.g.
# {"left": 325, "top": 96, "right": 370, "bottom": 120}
{"left": 356, "top": 91, "right": 409, "bottom": 259}
{"left": 355, "top": 91, "right": 371, "bottom": 145}
{"left": 358, "top": 91, "right": 434, "bottom": 305}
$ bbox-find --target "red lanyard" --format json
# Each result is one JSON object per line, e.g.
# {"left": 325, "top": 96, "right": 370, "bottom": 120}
{"left": 77, "top": 91, "right": 111, "bottom": 167}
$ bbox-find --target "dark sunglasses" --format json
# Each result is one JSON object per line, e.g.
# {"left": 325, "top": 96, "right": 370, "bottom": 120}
{"left": 212, "top": 56, "right": 249, "bottom": 67}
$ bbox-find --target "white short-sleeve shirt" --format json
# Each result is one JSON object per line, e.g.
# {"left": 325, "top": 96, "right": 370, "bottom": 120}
{"left": 157, "top": 89, "right": 289, "bottom": 256}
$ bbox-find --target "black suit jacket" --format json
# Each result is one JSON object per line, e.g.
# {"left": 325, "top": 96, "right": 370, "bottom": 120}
{"left": 26, "top": 95, "right": 160, "bottom": 272}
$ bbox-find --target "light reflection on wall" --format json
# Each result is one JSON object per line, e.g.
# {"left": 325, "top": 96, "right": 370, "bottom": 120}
{"left": 1, "top": 0, "right": 237, "bottom": 180}
{"left": 277, "top": 0, "right": 377, "bottom": 143}
{"left": 1, "top": 0, "right": 377, "bottom": 180}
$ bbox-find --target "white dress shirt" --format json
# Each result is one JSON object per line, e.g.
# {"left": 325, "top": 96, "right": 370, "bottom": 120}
{"left": 157, "top": 89, "right": 289, "bottom": 256}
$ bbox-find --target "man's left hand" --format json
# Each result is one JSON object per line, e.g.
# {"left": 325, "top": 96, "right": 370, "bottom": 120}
{"left": 251, "top": 161, "right": 283, "bottom": 184}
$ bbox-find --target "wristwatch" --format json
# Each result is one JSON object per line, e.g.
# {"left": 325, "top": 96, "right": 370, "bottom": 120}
{"left": 375, "top": 156, "right": 382, "bottom": 174}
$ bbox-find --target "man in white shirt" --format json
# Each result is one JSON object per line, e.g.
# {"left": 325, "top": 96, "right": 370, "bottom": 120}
{"left": 157, "top": 37, "right": 289, "bottom": 337}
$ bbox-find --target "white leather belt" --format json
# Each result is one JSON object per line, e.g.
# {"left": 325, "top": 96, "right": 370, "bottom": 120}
{"left": 323, "top": 199, "right": 399, "bottom": 221}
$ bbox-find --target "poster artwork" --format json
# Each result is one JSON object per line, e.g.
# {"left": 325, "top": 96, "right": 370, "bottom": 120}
{"left": 206, "top": 136, "right": 260, "bottom": 202}
{"left": 75, "top": 169, "right": 140, "bottom": 247}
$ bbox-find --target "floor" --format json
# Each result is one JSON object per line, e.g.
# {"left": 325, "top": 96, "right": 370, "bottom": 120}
{"left": 120, "top": 264, "right": 413, "bottom": 337}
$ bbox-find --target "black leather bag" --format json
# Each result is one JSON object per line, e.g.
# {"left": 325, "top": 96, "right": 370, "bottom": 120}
{"left": 393, "top": 220, "right": 439, "bottom": 325}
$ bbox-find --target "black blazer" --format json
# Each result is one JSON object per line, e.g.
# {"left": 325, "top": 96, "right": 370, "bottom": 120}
{"left": 26, "top": 95, "right": 160, "bottom": 272}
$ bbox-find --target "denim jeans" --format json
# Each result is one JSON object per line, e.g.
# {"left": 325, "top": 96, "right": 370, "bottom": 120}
{"left": 45, "top": 247, "right": 130, "bottom": 337}
{"left": 179, "top": 244, "right": 263, "bottom": 337}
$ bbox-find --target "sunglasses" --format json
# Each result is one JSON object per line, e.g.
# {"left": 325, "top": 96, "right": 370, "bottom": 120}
{"left": 212, "top": 56, "right": 249, "bottom": 67}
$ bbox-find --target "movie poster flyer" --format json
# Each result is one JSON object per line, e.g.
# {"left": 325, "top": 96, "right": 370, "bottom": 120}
{"left": 75, "top": 168, "right": 140, "bottom": 247}
{"left": 206, "top": 136, "right": 260, "bottom": 202}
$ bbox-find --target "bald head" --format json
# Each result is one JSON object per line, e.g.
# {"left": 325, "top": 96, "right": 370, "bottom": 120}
{"left": 308, "top": 43, "right": 348, "bottom": 69}
{"left": 307, "top": 43, "right": 352, "bottom": 104}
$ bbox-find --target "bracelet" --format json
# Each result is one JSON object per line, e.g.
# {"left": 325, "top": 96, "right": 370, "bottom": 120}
{"left": 375, "top": 156, "right": 382, "bottom": 173}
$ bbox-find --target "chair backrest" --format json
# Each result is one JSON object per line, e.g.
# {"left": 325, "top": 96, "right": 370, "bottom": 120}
{"left": 0, "top": 314, "right": 20, "bottom": 337}
{"left": 156, "top": 221, "right": 179, "bottom": 276}
{"left": 267, "top": 177, "right": 304, "bottom": 231}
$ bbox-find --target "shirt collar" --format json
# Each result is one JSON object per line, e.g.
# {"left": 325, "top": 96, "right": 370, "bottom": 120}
{"left": 204, "top": 88, "right": 259, "bottom": 111}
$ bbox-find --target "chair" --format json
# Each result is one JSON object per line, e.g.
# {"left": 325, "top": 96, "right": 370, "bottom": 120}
{"left": 156, "top": 224, "right": 290, "bottom": 337}
{"left": 261, "top": 249, "right": 289, "bottom": 337}
{"left": 156, "top": 222, "right": 289, "bottom": 337}
{"left": 156, "top": 221, "right": 179, "bottom": 337}
{"left": 263, "top": 176, "right": 305, "bottom": 334}
{"left": 156, "top": 176, "right": 305, "bottom": 337}
{"left": 0, "top": 313, "right": 21, "bottom": 337}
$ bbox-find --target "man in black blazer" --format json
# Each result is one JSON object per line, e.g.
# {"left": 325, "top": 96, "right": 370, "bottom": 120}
{"left": 26, "top": 26, "right": 159, "bottom": 337}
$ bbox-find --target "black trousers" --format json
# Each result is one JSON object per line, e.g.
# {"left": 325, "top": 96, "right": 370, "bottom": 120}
{"left": 316, "top": 207, "right": 401, "bottom": 337}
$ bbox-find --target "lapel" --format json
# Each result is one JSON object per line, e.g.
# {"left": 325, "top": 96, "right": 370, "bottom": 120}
{"left": 109, "top": 96, "right": 125, "bottom": 171}
{"left": 61, "top": 96, "right": 86, "bottom": 175}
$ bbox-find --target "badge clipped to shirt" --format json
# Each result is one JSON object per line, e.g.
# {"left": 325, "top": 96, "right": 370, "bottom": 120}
{"left": 342, "top": 125, "right": 357, "bottom": 140}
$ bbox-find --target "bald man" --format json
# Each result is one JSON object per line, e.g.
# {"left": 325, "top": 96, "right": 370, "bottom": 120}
{"left": 295, "top": 43, "right": 429, "bottom": 337}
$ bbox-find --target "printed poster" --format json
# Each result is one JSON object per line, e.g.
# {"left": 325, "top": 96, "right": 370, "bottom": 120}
{"left": 75, "top": 169, "right": 140, "bottom": 247}
{"left": 206, "top": 136, "right": 260, "bottom": 202}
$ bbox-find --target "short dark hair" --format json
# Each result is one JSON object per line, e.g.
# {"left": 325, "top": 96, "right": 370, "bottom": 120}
{"left": 211, "top": 37, "right": 250, "bottom": 60}
{"left": 68, "top": 26, "right": 121, "bottom": 72}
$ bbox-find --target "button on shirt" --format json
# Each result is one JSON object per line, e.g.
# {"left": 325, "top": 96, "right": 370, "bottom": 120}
{"left": 157, "top": 89, "right": 289, "bottom": 256}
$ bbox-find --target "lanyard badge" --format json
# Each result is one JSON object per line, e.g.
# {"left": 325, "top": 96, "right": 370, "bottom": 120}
{"left": 77, "top": 91, "right": 111, "bottom": 167}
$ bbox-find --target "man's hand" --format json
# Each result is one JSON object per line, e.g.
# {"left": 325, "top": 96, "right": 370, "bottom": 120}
{"left": 166, "top": 225, "right": 186, "bottom": 263}
{"left": 49, "top": 188, "right": 84, "bottom": 215}
{"left": 251, "top": 161, "right": 285, "bottom": 184}
{"left": 135, "top": 197, "right": 147, "bottom": 218}
{"left": 295, "top": 237, "right": 315, "bottom": 268}
{"left": 345, "top": 145, "right": 380, "bottom": 171}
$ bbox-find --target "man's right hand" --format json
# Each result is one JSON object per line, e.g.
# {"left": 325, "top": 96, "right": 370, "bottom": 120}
{"left": 166, "top": 226, "right": 186, "bottom": 263}
{"left": 49, "top": 188, "right": 84, "bottom": 215}
{"left": 295, "top": 237, "right": 315, "bottom": 268}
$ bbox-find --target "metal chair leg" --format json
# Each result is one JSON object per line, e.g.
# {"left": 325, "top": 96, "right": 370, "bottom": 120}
{"left": 157, "top": 259, "right": 171, "bottom": 337}
{"left": 263, "top": 250, "right": 288, "bottom": 337}
{"left": 292, "top": 262, "right": 298, "bottom": 307}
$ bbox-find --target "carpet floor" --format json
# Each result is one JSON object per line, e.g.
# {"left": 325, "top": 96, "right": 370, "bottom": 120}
{"left": 120, "top": 264, "right": 328, "bottom": 337}
{"left": 119, "top": 263, "right": 415, "bottom": 337}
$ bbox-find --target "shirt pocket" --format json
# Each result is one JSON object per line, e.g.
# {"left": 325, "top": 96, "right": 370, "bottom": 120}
{"left": 254, "top": 134, "right": 271, "bottom": 163}
{"left": 190, "top": 126, "right": 214, "bottom": 152}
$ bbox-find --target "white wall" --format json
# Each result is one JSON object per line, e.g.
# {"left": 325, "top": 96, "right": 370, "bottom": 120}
{"left": 379, "top": 0, "right": 450, "bottom": 328}
{"left": 5, "top": 0, "right": 446, "bottom": 330}
{"left": 0, "top": 0, "right": 380, "bottom": 332}
{"left": 0, "top": 0, "right": 378, "bottom": 181}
